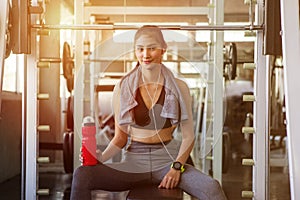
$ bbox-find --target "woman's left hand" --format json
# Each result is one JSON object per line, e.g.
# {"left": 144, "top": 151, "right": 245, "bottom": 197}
{"left": 158, "top": 169, "right": 181, "bottom": 189}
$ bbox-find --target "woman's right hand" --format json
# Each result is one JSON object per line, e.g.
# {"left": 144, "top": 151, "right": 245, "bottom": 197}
{"left": 79, "top": 147, "right": 84, "bottom": 165}
{"left": 79, "top": 148, "right": 103, "bottom": 165}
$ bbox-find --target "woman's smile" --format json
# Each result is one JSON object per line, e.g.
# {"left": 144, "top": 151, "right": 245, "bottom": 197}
{"left": 143, "top": 59, "right": 152, "bottom": 65}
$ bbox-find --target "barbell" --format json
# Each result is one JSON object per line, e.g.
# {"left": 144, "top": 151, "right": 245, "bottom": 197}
{"left": 31, "top": 24, "right": 263, "bottom": 31}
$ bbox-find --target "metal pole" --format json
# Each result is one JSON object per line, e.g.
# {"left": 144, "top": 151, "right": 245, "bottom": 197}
{"left": 25, "top": 45, "right": 38, "bottom": 200}
{"left": 31, "top": 24, "right": 264, "bottom": 31}
{"left": 21, "top": 55, "right": 27, "bottom": 200}
{"left": 253, "top": 0, "right": 268, "bottom": 199}
{"left": 280, "top": 0, "right": 300, "bottom": 199}
{"left": 73, "top": 0, "right": 85, "bottom": 169}
{"left": 212, "top": 0, "right": 224, "bottom": 183}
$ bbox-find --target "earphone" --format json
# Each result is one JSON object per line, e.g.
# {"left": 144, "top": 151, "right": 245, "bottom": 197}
{"left": 141, "top": 66, "right": 176, "bottom": 161}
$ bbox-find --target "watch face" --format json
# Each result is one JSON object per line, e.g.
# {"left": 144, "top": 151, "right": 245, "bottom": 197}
{"left": 173, "top": 162, "right": 182, "bottom": 170}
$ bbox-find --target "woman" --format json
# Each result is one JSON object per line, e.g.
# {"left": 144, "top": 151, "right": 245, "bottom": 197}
{"left": 71, "top": 25, "right": 227, "bottom": 200}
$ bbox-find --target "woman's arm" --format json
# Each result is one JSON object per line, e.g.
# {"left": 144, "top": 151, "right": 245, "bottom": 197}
{"left": 158, "top": 79, "right": 195, "bottom": 189}
{"left": 174, "top": 79, "right": 195, "bottom": 165}
{"left": 100, "top": 82, "right": 128, "bottom": 162}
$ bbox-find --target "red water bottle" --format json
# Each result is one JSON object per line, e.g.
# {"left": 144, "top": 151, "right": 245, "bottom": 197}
{"left": 81, "top": 116, "right": 98, "bottom": 166}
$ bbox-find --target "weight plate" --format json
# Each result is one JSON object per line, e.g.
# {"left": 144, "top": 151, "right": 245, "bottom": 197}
{"left": 66, "top": 96, "right": 74, "bottom": 131}
{"left": 69, "top": 132, "right": 74, "bottom": 173}
{"left": 63, "top": 42, "right": 74, "bottom": 93}
{"left": 223, "top": 42, "right": 237, "bottom": 80}
{"left": 66, "top": 62, "right": 74, "bottom": 93}
{"left": 66, "top": 73, "right": 74, "bottom": 93}
{"left": 222, "top": 131, "right": 231, "bottom": 173}
{"left": 62, "top": 42, "right": 74, "bottom": 80}
{"left": 63, "top": 132, "right": 72, "bottom": 173}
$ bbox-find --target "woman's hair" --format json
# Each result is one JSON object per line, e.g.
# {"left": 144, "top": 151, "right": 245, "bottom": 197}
{"left": 134, "top": 25, "right": 167, "bottom": 50}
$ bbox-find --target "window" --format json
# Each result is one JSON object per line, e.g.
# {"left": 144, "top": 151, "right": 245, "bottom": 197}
{"left": 2, "top": 54, "right": 23, "bottom": 93}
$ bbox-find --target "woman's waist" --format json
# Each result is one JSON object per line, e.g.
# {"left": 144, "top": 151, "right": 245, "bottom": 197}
{"left": 129, "top": 125, "right": 176, "bottom": 144}
{"left": 126, "top": 140, "right": 170, "bottom": 152}
{"left": 126, "top": 139, "right": 178, "bottom": 154}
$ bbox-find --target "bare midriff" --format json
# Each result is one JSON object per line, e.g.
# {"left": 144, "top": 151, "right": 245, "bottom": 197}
{"left": 130, "top": 125, "right": 176, "bottom": 144}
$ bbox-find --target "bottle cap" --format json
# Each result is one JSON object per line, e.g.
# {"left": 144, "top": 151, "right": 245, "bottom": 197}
{"left": 82, "top": 116, "right": 95, "bottom": 126}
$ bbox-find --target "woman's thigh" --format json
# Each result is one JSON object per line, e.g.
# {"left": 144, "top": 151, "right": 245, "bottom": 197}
{"left": 72, "top": 163, "right": 151, "bottom": 191}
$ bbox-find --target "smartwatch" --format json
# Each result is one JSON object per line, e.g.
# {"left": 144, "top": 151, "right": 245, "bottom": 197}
{"left": 171, "top": 161, "right": 185, "bottom": 173}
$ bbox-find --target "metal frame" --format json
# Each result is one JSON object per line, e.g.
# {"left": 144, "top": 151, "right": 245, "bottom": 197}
{"left": 71, "top": 2, "right": 266, "bottom": 187}
{"left": 21, "top": 0, "right": 39, "bottom": 198}
{"left": 22, "top": 31, "right": 38, "bottom": 200}
{"left": 73, "top": 0, "right": 85, "bottom": 169}
{"left": 200, "top": 0, "right": 225, "bottom": 183}
{"left": 250, "top": 1, "right": 268, "bottom": 199}
{"left": 280, "top": 0, "right": 300, "bottom": 199}
{"left": 21, "top": 1, "right": 271, "bottom": 199}
{"left": 74, "top": 2, "right": 229, "bottom": 183}
{"left": 212, "top": 0, "right": 224, "bottom": 183}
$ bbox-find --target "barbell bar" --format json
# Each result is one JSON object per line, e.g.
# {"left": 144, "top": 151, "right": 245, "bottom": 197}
{"left": 31, "top": 24, "right": 264, "bottom": 31}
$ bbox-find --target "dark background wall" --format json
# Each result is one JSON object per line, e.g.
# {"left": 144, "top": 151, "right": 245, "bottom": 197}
{"left": 0, "top": 92, "right": 22, "bottom": 183}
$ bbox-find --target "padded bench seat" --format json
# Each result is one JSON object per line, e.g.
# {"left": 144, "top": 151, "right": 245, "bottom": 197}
{"left": 126, "top": 184, "right": 184, "bottom": 200}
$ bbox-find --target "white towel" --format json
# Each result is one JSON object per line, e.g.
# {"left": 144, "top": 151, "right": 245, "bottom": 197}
{"left": 119, "top": 64, "right": 189, "bottom": 126}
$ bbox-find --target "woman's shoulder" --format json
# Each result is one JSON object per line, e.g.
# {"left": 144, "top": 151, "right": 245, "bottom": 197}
{"left": 174, "top": 78, "right": 189, "bottom": 90}
{"left": 113, "top": 81, "right": 121, "bottom": 91}
{"left": 112, "top": 81, "right": 121, "bottom": 99}
{"left": 171, "top": 78, "right": 190, "bottom": 98}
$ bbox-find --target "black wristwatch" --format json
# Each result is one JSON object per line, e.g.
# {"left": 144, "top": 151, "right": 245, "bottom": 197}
{"left": 171, "top": 161, "right": 185, "bottom": 173}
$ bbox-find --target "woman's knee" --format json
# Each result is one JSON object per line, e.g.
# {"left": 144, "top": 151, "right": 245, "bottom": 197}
{"left": 205, "top": 178, "right": 227, "bottom": 198}
{"left": 209, "top": 178, "right": 223, "bottom": 191}
{"left": 71, "top": 166, "right": 94, "bottom": 200}
{"left": 180, "top": 167, "right": 226, "bottom": 199}
{"left": 72, "top": 166, "right": 91, "bottom": 187}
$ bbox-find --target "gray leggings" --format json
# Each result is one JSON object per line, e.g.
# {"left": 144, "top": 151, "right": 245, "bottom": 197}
{"left": 70, "top": 140, "right": 227, "bottom": 200}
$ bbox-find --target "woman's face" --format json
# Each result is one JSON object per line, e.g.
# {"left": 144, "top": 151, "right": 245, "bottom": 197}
{"left": 135, "top": 35, "right": 165, "bottom": 68}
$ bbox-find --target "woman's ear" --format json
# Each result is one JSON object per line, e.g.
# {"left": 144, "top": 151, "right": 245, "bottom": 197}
{"left": 162, "top": 49, "right": 166, "bottom": 54}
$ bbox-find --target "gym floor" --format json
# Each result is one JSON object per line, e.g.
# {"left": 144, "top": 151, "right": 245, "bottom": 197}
{"left": 0, "top": 147, "right": 291, "bottom": 200}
